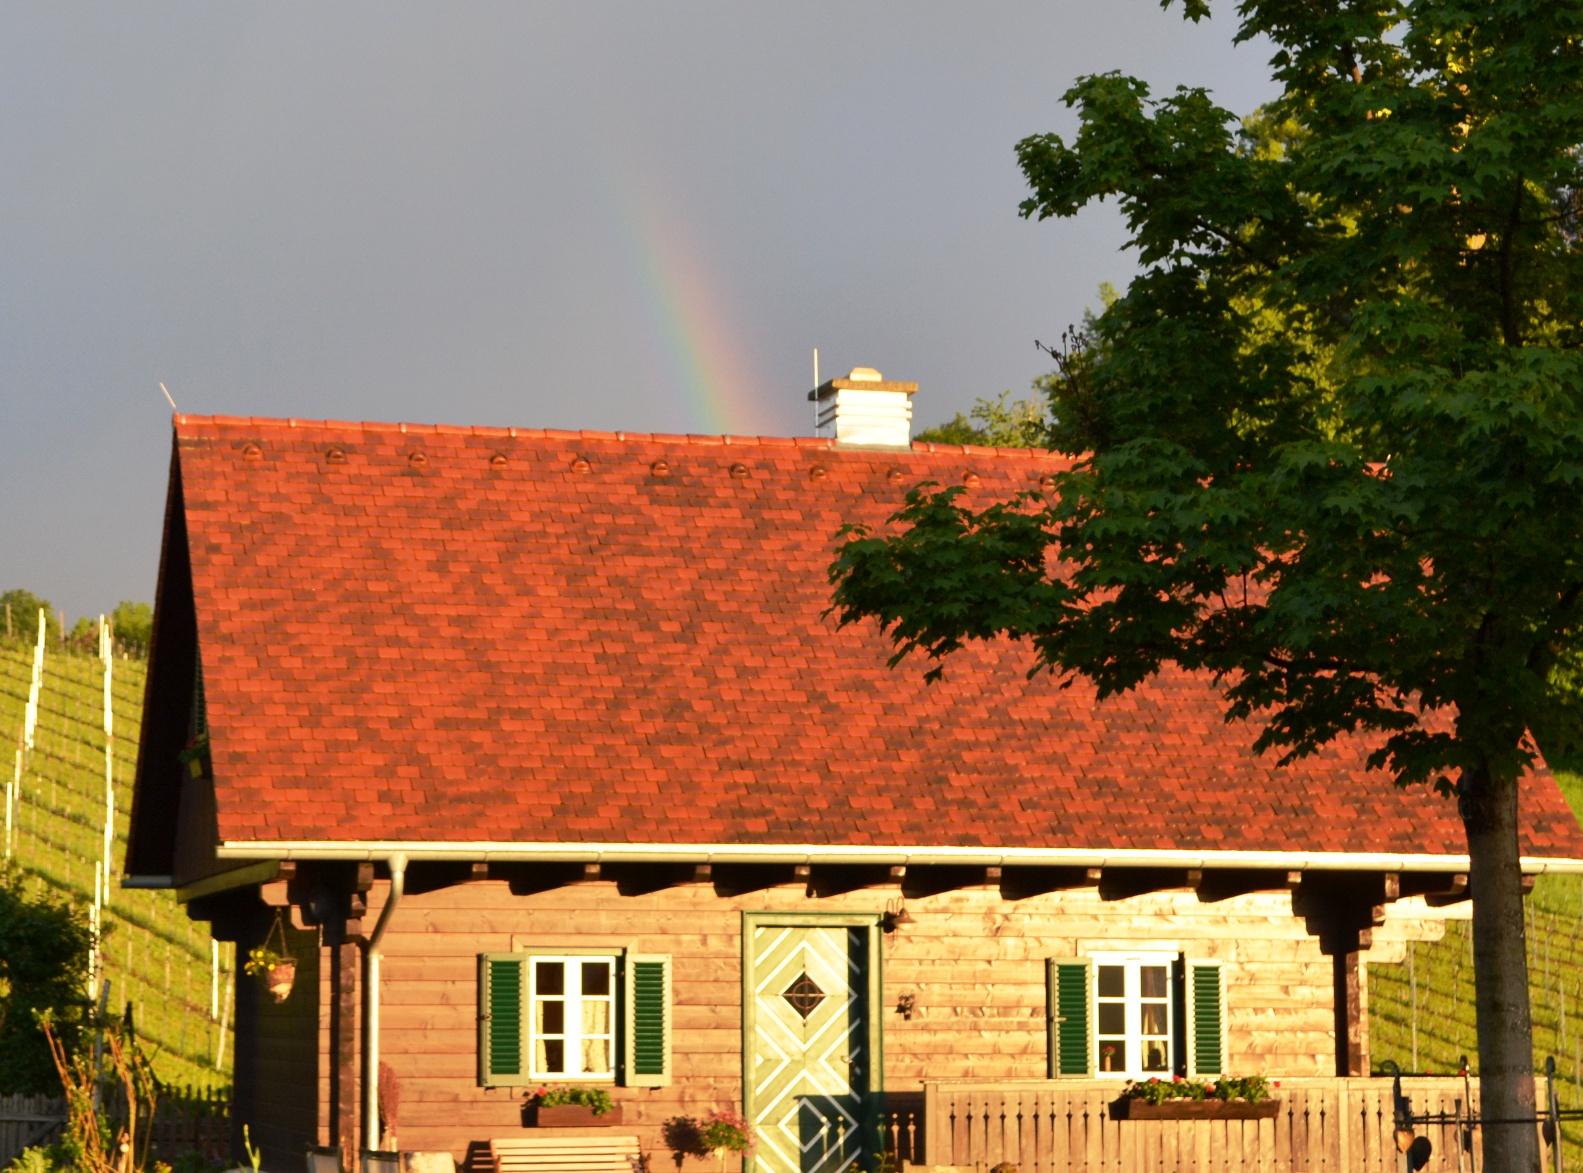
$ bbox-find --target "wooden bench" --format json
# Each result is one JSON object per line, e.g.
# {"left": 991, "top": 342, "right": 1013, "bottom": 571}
{"left": 489, "top": 1135, "right": 641, "bottom": 1173}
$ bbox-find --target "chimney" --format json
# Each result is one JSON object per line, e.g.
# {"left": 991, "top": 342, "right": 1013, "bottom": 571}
{"left": 808, "top": 367, "right": 918, "bottom": 448}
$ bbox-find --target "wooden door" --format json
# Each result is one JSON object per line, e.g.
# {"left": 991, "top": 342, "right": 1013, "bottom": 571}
{"left": 747, "top": 922, "right": 873, "bottom": 1173}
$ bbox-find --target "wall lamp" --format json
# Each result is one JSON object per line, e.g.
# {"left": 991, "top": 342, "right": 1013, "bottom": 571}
{"left": 881, "top": 898, "right": 913, "bottom": 933}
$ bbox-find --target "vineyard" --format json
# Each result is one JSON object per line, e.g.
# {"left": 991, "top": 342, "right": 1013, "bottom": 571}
{"left": 0, "top": 640, "right": 233, "bottom": 1093}
{"left": 1369, "top": 769, "right": 1583, "bottom": 1156}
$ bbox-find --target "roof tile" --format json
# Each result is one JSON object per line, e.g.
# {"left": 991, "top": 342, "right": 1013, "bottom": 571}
{"left": 163, "top": 415, "right": 1583, "bottom": 859}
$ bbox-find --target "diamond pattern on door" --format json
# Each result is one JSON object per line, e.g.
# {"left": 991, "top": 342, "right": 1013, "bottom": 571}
{"left": 750, "top": 925, "right": 870, "bottom": 1173}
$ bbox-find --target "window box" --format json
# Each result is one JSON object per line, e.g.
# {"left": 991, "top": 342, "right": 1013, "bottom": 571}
{"left": 525, "top": 1103, "right": 625, "bottom": 1127}
{"left": 1113, "top": 1098, "right": 1280, "bottom": 1122}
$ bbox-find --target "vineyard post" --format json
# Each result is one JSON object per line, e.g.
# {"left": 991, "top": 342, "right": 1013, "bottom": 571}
{"left": 100, "top": 616, "right": 113, "bottom": 910}
{"left": 24, "top": 607, "right": 45, "bottom": 753}
{"left": 5, "top": 744, "right": 17, "bottom": 860}
{"left": 1409, "top": 941, "right": 1419, "bottom": 1073}
{"left": 90, "top": 858, "right": 102, "bottom": 1000}
{"left": 214, "top": 954, "right": 232, "bottom": 1071}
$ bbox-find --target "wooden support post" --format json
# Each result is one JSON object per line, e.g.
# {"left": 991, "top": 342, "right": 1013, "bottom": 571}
{"left": 1333, "top": 947, "right": 1369, "bottom": 1076}
{"left": 332, "top": 939, "right": 360, "bottom": 1167}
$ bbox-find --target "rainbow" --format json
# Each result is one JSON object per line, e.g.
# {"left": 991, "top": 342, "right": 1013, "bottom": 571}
{"left": 614, "top": 182, "right": 773, "bottom": 436}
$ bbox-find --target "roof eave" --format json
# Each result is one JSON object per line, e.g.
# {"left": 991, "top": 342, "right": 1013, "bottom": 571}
{"left": 214, "top": 839, "right": 1583, "bottom": 874}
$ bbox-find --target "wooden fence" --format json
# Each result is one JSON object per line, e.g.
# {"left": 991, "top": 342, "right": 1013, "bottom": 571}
{"left": 0, "top": 1085, "right": 230, "bottom": 1169}
{"left": 917, "top": 1076, "right": 1554, "bottom": 1171}
{"left": 0, "top": 1095, "right": 64, "bottom": 1168}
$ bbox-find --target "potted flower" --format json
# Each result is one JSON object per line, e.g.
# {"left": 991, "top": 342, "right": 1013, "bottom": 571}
{"left": 664, "top": 1107, "right": 754, "bottom": 1171}
{"left": 1113, "top": 1074, "right": 1279, "bottom": 1121}
{"left": 522, "top": 1084, "right": 620, "bottom": 1126}
{"left": 243, "top": 943, "right": 296, "bottom": 1002}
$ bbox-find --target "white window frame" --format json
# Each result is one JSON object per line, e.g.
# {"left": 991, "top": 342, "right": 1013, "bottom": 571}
{"left": 1091, "top": 951, "right": 1175, "bottom": 1079}
{"left": 527, "top": 953, "right": 618, "bottom": 1082}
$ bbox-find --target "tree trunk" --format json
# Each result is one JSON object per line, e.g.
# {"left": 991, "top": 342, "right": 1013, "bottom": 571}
{"left": 1462, "top": 760, "right": 1539, "bottom": 1172}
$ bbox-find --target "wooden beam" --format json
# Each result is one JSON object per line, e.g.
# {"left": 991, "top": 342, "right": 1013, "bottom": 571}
{"left": 902, "top": 865, "right": 999, "bottom": 898}
{"left": 609, "top": 862, "right": 714, "bottom": 896}
{"left": 400, "top": 860, "right": 485, "bottom": 896}
{"left": 500, "top": 862, "right": 594, "bottom": 895}
{"left": 280, "top": 860, "right": 374, "bottom": 942}
{"left": 807, "top": 864, "right": 894, "bottom": 897}
{"left": 186, "top": 885, "right": 271, "bottom": 942}
{"left": 1193, "top": 868, "right": 1300, "bottom": 903}
{"left": 1097, "top": 867, "right": 1196, "bottom": 901}
{"left": 711, "top": 863, "right": 806, "bottom": 897}
{"left": 1000, "top": 866, "right": 1100, "bottom": 901}
{"left": 1401, "top": 872, "right": 1467, "bottom": 902}
{"left": 1294, "top": 871, "right": 1399, "bottom": 933}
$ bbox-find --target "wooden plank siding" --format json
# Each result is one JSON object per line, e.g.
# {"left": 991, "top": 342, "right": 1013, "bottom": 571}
{"left": 232, "top": 917, "right": 320, "bottom": 1163}
{"left": 286, "top": 874, "right": 1467, "bottom": 1165}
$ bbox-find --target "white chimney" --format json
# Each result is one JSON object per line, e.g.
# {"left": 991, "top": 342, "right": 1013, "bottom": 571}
{"left": 808, "top": 367, "right": 917, "bottom": 447}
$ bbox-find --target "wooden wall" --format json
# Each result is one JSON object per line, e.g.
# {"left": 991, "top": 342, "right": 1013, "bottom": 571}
{"left": 303, "top": 875, "right": 1462, "bottom": 1165}
{"left": 231, "top": 917, "right": 320, "bottom": 1166}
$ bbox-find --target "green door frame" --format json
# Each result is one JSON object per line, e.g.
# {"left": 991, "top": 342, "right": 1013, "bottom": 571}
{"left": 741, "top": 911, "right": 885, "bottom": 1173}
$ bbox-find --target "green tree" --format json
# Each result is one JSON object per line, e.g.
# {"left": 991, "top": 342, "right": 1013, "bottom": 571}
{"left": 0, "top": 590, "right": 57, "bottom": 646}
{"left": 830, "top": 4, "right": 1583, "bottom": 1167}
{"left": 0, "top": 868, "right": 93, "bottom": 1093}
{"left": 915, "top": 387, "right": 1054, "bottom": 448}
{"left": 109, "top": 601, "right": 153, "bottom": 658}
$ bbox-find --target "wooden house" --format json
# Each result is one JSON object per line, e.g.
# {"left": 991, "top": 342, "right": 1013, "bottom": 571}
{"left": 126, "top": 373, "right": 1583, "bottom": 1171}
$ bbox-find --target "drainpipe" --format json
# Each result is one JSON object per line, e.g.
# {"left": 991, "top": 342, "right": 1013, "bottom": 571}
{"left": 363, "top": 853, "right": 407, "bottom": 1154}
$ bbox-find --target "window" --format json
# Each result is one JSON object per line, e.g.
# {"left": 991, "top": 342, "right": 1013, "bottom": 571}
{"left": 1047, "top": 954, "right": 1224, "bottom": 1079}
{"left": 530, "top": 955, "right": 616, "bottom": 1078}
{"left": 1093, "top": 953, "right": 1173, "bottom": 1076}
{"left": 479, "top": 949, "right": 671, "bottom": 1088}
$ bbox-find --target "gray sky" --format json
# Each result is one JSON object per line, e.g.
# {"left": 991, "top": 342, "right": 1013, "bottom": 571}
{"left": 2, "top": 3, "right": 1277, "bottom": 622}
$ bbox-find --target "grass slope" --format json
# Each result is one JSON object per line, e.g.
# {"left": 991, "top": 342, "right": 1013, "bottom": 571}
{"left": 0, "top": 642, "right": 232, "bottom": 1092}
{"left": 1369, "top": 769, "right": 1583, "bottom": 1159}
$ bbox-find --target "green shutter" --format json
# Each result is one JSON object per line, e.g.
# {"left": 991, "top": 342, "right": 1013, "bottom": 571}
{"left": 624, "top": 954, "right": 672, "bottom": 1087}
{"left": 479, "top": 954, "right": 526, "bottom": 1086}
{"left": 1046, "top": 958, "right": 1093, "bottom": 1077}
{"left": 1186, "top": 960, "right": 1224, "bottom": 1077}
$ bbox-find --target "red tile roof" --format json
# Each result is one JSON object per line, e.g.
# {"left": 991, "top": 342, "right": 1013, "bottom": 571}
{"left": 161, "top": 414, "right": 1583, "bottom": 860}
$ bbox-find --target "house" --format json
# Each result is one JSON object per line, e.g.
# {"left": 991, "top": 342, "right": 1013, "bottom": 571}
{"left": 126, "top": 371, "right": 1583, "bottom": 1171}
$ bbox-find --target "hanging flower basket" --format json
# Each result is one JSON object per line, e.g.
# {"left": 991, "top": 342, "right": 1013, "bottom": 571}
{"left": 243, "top": 911, "right": 297, "bottom": 1002}
{"left": 263, "top": 957, "right": 297, "bottom": 1002}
